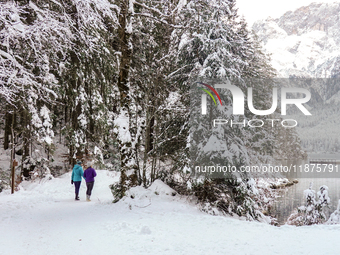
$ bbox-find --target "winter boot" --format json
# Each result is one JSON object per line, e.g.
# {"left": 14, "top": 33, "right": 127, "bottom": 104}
{"left": 75, "top": 193, "right": 80, "bottom": 201}
{"left": 86, "top": 195, "right": 91, "bottom": 202}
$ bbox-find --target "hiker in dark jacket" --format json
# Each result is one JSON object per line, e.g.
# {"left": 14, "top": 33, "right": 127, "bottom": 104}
{"left": 71, "top": 161, "right": 84, "bottom": 201}
{"left": 83, "top": 162, "right": 97, "bottom": 201}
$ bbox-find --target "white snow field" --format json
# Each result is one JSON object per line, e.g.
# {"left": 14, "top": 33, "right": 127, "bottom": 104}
{"left": 1, "top": 170, "right": 340, "bottom": 255}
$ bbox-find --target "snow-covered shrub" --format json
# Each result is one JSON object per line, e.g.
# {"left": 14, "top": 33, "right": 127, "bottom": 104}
{"left": 0, "top": 168, "right": 10, "bottom": 193}
{"left": 23, "top": 156, "right": 52, "bottom": 181}
{"left": 110, "top": 182, "right": 125, "bottom": 203}
{"left": 287, "top": 183, "right": 330, "bottom": 226}
{"left": 327, "top": 200, "right": 340, "bottom": 224}
{"left": 190, "top": 178, "right": 275, "bottom": 221}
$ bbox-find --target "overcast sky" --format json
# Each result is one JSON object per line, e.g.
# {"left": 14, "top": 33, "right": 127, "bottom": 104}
{"left": 236, "top": 0, "right": 340, "bottom": 26}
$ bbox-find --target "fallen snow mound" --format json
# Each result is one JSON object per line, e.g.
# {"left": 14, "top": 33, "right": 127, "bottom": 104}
{"left": 121, "top": 180, "right": 179, "bottom": 210}
{"left": 148, "top": 179, "right": 176, "bottom": 196}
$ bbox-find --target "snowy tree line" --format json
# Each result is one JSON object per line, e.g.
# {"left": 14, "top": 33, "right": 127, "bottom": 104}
{"left": 0, "top": 0, "right": 304, "bottom": 220}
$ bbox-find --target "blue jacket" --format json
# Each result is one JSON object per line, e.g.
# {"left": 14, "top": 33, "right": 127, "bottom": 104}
{"left": 71, "top": 164, "right": 84, "bottom": 182}
{"left": 84, "top": 167, "right": 97, "bottom": 183}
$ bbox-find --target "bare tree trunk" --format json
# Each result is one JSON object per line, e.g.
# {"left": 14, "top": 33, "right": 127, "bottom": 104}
{"left": 4, "top": 107, "right": 12, "bottom": 150}
{"left": 142, "top": 101, "right": 151, "bottom": 187}
{"left": 22, "top": 109, "right": 30, "bottom": 177}
{"left": 145, "top": 114, "right": 154, "bottom": 153}
{"left": 151, "top": 156, "right": 156, "bottom": 183}
{"left": 10, "top": 116, "right": 15, "bottom": 193}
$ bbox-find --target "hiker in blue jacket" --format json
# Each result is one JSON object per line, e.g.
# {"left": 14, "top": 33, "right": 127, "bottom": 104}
{"left": 71, "top": 161, "right": 84, "bottom": 201}
{"left": 83, "top": 162, "right": 97, "bottom": 202}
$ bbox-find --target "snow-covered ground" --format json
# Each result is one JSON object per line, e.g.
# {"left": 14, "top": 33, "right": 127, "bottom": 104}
{"left": 1, "top": 170, "right": 340, "bottom": 255}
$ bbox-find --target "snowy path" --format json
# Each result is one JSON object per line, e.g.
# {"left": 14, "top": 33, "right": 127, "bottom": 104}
{"left": 1, "top": 171, "right": 340, "bottom": 255}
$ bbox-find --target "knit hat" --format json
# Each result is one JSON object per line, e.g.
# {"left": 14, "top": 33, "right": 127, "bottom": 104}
{"left": 77, "top": 161, "right": 82, "bottom": 165}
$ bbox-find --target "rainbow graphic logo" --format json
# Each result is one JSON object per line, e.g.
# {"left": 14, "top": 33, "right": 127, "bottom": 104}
{"left": 197, "top": 82, "right": 223, "bottom": 114}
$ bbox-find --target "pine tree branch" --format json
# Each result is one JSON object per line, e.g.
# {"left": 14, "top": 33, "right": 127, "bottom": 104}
{"left": 133, "top": 12, "right": 183, "bottom": 29}
{"left": 133, "top": 1, "right": 170, "bottom": 18}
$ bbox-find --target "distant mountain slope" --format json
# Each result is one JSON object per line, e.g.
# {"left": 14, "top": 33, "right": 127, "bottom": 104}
{"left": 252, "top": 3, "right": 340, "bottom": 153}
{"left": 253, "top": 2, "right": 340, "bottom": 78}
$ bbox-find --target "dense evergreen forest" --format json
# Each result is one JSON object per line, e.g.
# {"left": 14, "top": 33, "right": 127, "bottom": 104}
{"left": 0, "top": 0, "right": 304, "bottom": 219}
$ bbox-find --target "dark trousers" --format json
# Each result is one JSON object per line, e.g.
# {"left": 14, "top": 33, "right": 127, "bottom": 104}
{"left": 74, "top": 181, "right": 81, "bottom": 194}
{"left": 86, "top": 182, "right": 94, "bottom": 196}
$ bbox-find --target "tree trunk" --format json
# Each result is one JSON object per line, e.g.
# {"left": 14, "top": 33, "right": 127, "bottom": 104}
{"left": 4, "top": 109, "right": 12, "bottom": 150}
{"left": 145, "top": 112, "right": 154, "bottom": 153}
{"left": 115, "top": 0, "right": 138, "bottom": 199}
{"left": 22, "top": 109, "right": 30, "bottom": 177}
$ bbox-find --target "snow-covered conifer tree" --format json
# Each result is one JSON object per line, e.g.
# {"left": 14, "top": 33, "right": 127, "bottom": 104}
{"left": 287, "top": 183, "right": 330, "bottom": 225}
{"left": 327, "top": 199, "right": 340, "bottom": 224}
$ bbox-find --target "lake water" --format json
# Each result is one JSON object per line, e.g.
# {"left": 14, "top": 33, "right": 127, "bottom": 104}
{"left": 272, "top": 154, "right": 340, "bottom": 225}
